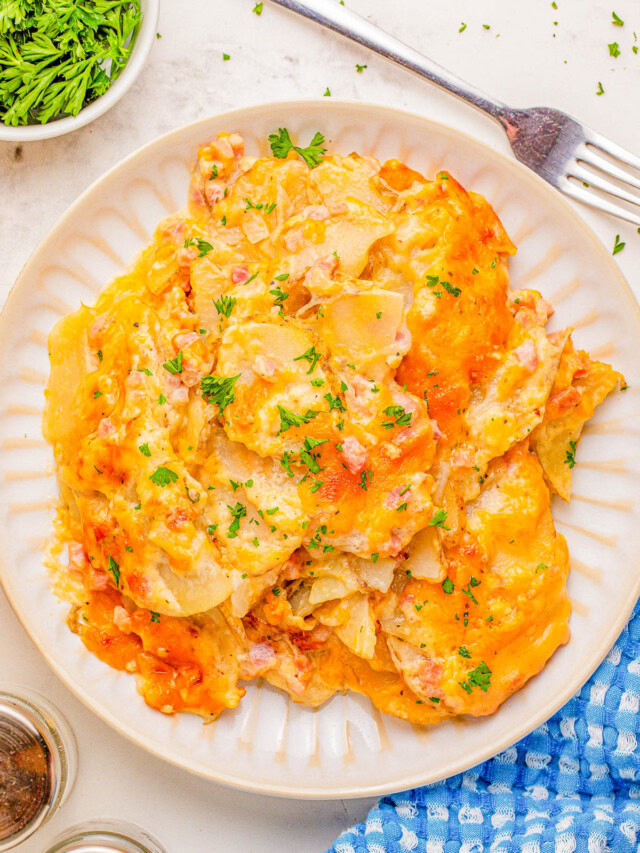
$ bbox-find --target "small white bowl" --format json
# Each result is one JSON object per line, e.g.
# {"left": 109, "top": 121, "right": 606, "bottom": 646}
{"left": 0, "top": 0, "right": 159, "bottom": 142}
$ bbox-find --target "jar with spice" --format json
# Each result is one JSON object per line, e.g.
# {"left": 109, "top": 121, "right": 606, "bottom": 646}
{"left": 0, "top": 687, "right": 77, "bottom": 850}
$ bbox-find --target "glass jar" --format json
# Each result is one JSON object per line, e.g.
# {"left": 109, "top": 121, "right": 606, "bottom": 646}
{"left": 45, "top": 820, "right": 166, "bottom": 853}
{"left": 0, "top": 687, "right": 77, "bottom": 850}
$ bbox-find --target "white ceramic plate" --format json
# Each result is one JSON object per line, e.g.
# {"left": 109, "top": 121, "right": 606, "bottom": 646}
{"left": 1, "top": 101, "right": 639, "bottom": 799}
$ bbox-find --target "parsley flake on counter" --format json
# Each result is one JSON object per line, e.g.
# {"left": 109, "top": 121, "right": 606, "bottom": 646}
{"left": 163, "top": 352, "right": 183, "bottom": 375}
{"left": 223, "top": 52, "right": 230, "bottom": 60}
{"left": 356, "top": 63, "right": 367, "bottom": 72}
{"left": 268, "top": 128, "right": 326, "bottom": 169}
{"left": 107, "top": 555, "right": 120, "bottom": 587}
{"left": 138, "top": 443, "right": 151, "bottom": 457}
{"left": 612, "top": 11, "right": 624, "bottom": 26}
{"left": 214, "top": 295, "right": 237, "bottom": 317}
{"left": 200, "top": 373, "right": 241, "bottom": 411}
{"left": 613, "top": 234, "right": 625, "bottom": 255}
{"left": 149, "top": 466, "right": 178, "bottom": 488}
{"left": 609, "top": 41, "right": 621, "bottom": 57}
{"left": 253, "top": 1, "right": 263, "bottom": 14}
{"left": 324, "top": 87, "right": 331, "bottom": 96}
{"left": 596, "top": 81, "right": 605, "bottom": 95}
{"left": 459, "top": 22, "right": 467, "bottom": 32}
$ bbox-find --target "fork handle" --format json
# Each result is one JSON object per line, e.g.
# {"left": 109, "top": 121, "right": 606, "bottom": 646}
{"left": 269, "top": 0, "right": 508, "bottom": 121}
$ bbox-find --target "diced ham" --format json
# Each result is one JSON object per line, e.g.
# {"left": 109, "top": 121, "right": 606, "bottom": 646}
{"left": 180, "top": 355, "right": 208, "bottom": 388}
{"left": 211, "top": 137, "right": 234, "bottom": 160}
{"left": 88, "top": 569, "right": 110, "bottom": 591}
{"left": 394, "top": 326, "right": 412, "bottom": 357}
{"left": 231, "top": 264, "right": 250, "bottom": 284}
{"left": 176, "top": 246, "right": 198, "bottom": 268}
{"left": 163, "top": 373, "right": 189, "bottom": 404}
{"left": 303, "top": 204, "right": 329, "bottom": 221}
{"left": 228, "top": 133, "right": 245, "bottom": 157}
{"left": 514, "top": 339, "right": 539, "bottom": 373}
{"left": 384, "top": 484, "right": 411, "bottom": 509}
{"left": 88, "top": 314, "right": 112, "bottom": 345}
{"left": 253, "top": 354, "right": 280, "bottom": 382}
{"left": 341, "top": 435, "right": 368, "bottom": 474}
{"left": 327, "top": 200, "right": 349, "bottom": 216}
{"left": 113, "top": 606, "right": 132, "bottom": 634}
{"left": 68, "top": 542, "right": 86, "bottom": 569}
{"left": 418, "top": 659, "right": 443, "bottom": 691}
{"left": 205, "top": 179, "right": 226, "bottom": 206}
{"left": 175, "top": 331, "right": 199, "bottom": 350}
{"left": 97, "top": 418, "right": 115, "bottom": 439}
{"left": 242, "top": 642, "right": 277, "bottom": 678}
{"left": 546, "top": 386, "right": 582, "bottom": 419}
{"left": 452, "top": 448, "right": 473, "bottom": 468}
{"left": 283, "top": 228, "right": 305, "bottom": 253}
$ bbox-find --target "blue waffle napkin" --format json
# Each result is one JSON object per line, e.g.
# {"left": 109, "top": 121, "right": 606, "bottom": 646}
{"left": 328, "top": 600, "right": 640, "bottom": 853}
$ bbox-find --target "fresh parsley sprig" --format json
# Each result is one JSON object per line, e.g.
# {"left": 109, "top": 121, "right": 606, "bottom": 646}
{"left": 268, "top": 127, "right": 327, "bottom": 169}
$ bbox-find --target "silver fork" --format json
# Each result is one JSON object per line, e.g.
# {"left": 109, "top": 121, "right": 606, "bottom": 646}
{"left": 268, "top": 0, "right": 640, "bottom": 227}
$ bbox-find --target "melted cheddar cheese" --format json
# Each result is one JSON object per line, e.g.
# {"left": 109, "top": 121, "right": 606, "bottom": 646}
{"left": 43, "top": 131, "right": 622, "bottom": 725}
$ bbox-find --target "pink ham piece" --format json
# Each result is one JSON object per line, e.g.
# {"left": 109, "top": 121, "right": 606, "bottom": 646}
{"left": 88, "top": 569, "right": 110, "bottom": 591}
{"left": 231, "top": 264, "right": 250, "bottom": 284}
{"left": 341, "top": 435, "right": 368, "bottom": 474}
{"left": 176, "top": 246, "right": 198, "bottom": 269}
{"left": 252, "top": 354, "right": 280, "bottom": 382}
{"left": 283, "top": 229, "right": 305, "bottom": 253}
{"left": 113, "top": 606, "right": 133, "bottom": 635}
{"left": 302, "top": 204, "right": 330, "bottom": 221}
{"left": 205, "top": 179, "right": 226, "bottom": 205}
{"left": 514, "top": 339, "right": 539, "bottom": 373}
{"left": 243, "top": 642, "right": 277, "bottom": 678}
{"left": 418, "top": 660, "right": 443, "bottom": 693}
{"left": 174, "top": 331, "right": 199, "bottom": 350}
{"left": 228, "top": 133, "right": 245, "bottom": 157}
{"left": 97, "top": 418, "right": 115, "bottom": 439}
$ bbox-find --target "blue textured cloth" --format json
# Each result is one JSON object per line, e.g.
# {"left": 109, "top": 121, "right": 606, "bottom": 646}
{"left": 328, "top": 601, "right": 640, "bottom": 853}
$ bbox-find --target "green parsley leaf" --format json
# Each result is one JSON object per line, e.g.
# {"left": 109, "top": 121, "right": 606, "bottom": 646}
{"left": 184, "top": 237, "right": 214, "bottom": 257}
{"left": 138, "top": 443, "right": 151, "bottom": 457}
{"left": 200, "top": 374, "right": 241, "bottom": 411}
{"left": 324, "top": 87, "right": 331, "bottom": 96}
{"left": 150, "top": 611, "right": 160, "bottom": 623}
{"left": 214, "top": 294, "right": 237, "bottom": 317}
{"left": 609, "top": 41, "right": 621, "bottom": 57}
{"left": 270, "top": 286, "right": 289, "bottom": 309}
{"left": 163, "top": 352, "right": 183, "bottom": 375}
{"left": 226, "top": 502, "right": 247, "bottom": 538}
{"left": 324, "top": 392, "right": 345, "bottom": 412}
{"left": 253, "top": 2, "right": 263, "bottom": 14}
{"left": 277, "top": 406, "right": 318, "bottom": 434}
{"left": 371, "top": 553, "right": 379, "bottom": 563}
{"left": 459, "top": 646, "right": 471, "bottom": 658}
{"left": 459, "top": 22, "right": 467, "bottom": 32}
{"left": 294, "top": 345, "right": 322, "bottom": 374}
{"left": 107, "top": 555, "right": 120, "bottom": 587}
{"left": 596, "top": 81, "right": 605, "bottom": 95}
{"left": 442, "top": 577, "right": 454, "bottom": 594}
{"left": 356, "top": 63, "right": 367, "bottom": 72}
{"left": 93, "top": 390, "right": 103, "bottom": 398}
{"left": 429, "top": 508, "right": 450, "bottom": 529}
{"left": 268, "top": 128, "right": 327, "bottom": 169}
{"left": 613, "top": 234, "right": 625, "bottom": 255}
{"left": 281, "top": 450, "right": 296, "bottom": 477}
{"left": 223, "top": 52, "right": 230, "bottom": 60}
{"left": 564, "top": 439, "right": 577, "bottom": 469}
{"left": 149, "top": 466, "right": 178, "bottom": 488}
{"left": 382, "top": 405, "right": 412, "bottom": 429}
{"left": 459, "top": 661, "right": 492, "bottom": 694}
{"left": 612, "top": 11, "right": 624, "bottom": 26}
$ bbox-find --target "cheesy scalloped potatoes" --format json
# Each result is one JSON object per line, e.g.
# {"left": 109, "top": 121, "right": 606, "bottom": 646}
{"left": 43, "top": 130, "right": 622, "bottom": 725}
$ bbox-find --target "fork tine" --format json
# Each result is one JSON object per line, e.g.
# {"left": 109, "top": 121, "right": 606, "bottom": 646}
{"left": 569, "top": 164, "right": 640, "bottom": 210}
{"left": 585, "top": 129, "right": 640, "bottom": 173}
{"left": 560, "top": 179, "right": 640, "bottom": 227}
{"left": 577, "top": 146, "right": 640, "bottom": 193}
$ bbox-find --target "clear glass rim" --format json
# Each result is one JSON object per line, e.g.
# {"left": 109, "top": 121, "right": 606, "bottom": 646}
{"left": 45, "top": 820, "right": 166, "bottom": 853}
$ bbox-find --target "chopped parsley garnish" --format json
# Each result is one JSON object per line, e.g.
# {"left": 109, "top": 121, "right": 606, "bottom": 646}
{"left": 426, "top": 274, "right": 460, "bottom": 297}
{"left": 459, "top": 646, "right": 471, "bottom": 658}
{"left": 270, "top": 286, "right": 289, "bottom": 309}
{"left": 536, "top": 563, "right": 548, "bottom": 573}
{"left": 294, "top": 345, "right": 322, "bottom": 374}
{"left": 274, "top": 272, "right": 290, "bottom": 281}
{"left": 149, "top": 466, "right": 178, "bottom": 488}
{"left": 163, "top": 352, "right": 183, "bottom": 375}
{"left": 608, "top": 41, "right": 621, "bottom": 57}
{"left": 230, "top": 479, "right": 241, "bottom": 492}
{"left": 355, "top": 63, "right": 367, "bottom": 72}
{"left": 442, "top": 577, "right": 454, "bottom": 594}
{"left": 184, "top": 237, "right": 214, "bottom": 257}
{"left": 396, "top": 502, "right": 408, "bottom": 512}
{"left": 309, "top": 479, "right": 323, "bottom": 493}
{"left": 360, "top": 470, "right": 373, "bottom": 490}
{"left": 371, "top": 553, "right": 379, "bottom": 563}
{"left": 459, "top": 22, "right": 467, "bottom": 32}
{"left": 324, "top": 392, "right": 345, "bottom": 412}
{"left": 461, "top": 583, "right": 478, "bottom": 605}
{"left": 150, "top": 611, "right": 160, "bottom": 623}
{"left": 253, "top": 2, "right": 263, "bottom": 14}
{"left": 97, "top": 350, "right": 103, "bottom": 361}
{"left": 281, "top": 450, "right": 295, "bottom": 477}
{"left": 214, "top": 294, "right": 237, "bottom": 317}
{"left": 268, "top": 128, "right": 326, "bottom": 169}
{"left": 226, "top": 502, "right": 247, "bottom": 538}
{"left": 382, "top": 405, "right": 412, "bottom": 429}
{"left": 459, "top": 662, "right": 492, "bottom": 694}
{"left": 612, "top": 11, "right": 624, "bottom": 26}
{"left": 613, "top": 234, "right": 625, "bottom": 255}
{"left": 158, "top": 393, "right": 166, "bottom": 405}
{"left": 200, "top": 374, "right": 241, "bottom": 411}
{"left": 277, "top": 406, "right": 318, "bottom": 434}
{"left": 564, "top": 439, "right": 577, "bottom": 469}
{"left": 138, "top": 443, "right": 151, "bottom": 457}
{"left": 93, "top": 390, "right": 103, "bottom": 398}
{"left": 311, "top": 378, "right": 325, "bottom": 387}
{"left": 272, "top": 587, "right": 281, "bottom": 596}
{"left": 207, "top": 524, "right": 218, "bottom": 535}
{"left": 429, "top": 508, "right": 450, "bottom": 529}
{"left": 107, "top": 555, "right": 120, "bottom": 587}
{"left": 300, "top": 436, "right": 327, "bottom": 474}
{"left": 596, "top": 81, "right": 605, "bottom": 96}
{"left": 223, "top": 52, "right": 230, "bottom": 60}
{"left": 266, "top": 507, "right": 279, "bottom": 515}
{"left": 264, "top": 202, "right": 277, "bottom": 215}
{"left": 324, "top": 87, "right": 331, "bottom": 96}
{"left": 429, "top": 696, "right": 441, "bottom": 703}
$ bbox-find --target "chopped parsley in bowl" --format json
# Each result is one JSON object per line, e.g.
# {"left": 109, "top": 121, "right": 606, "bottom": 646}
{"left": 0, "top": 0, "right": 158, "bottom": 140}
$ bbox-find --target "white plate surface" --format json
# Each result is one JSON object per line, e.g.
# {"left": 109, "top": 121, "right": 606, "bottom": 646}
{"left": 0, "top": 100, "right": 639, "bottom": 799}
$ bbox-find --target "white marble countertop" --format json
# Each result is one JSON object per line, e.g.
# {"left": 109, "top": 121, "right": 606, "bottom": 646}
{"left": 1, "top": 1, "right": 639, "bottom": 851}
